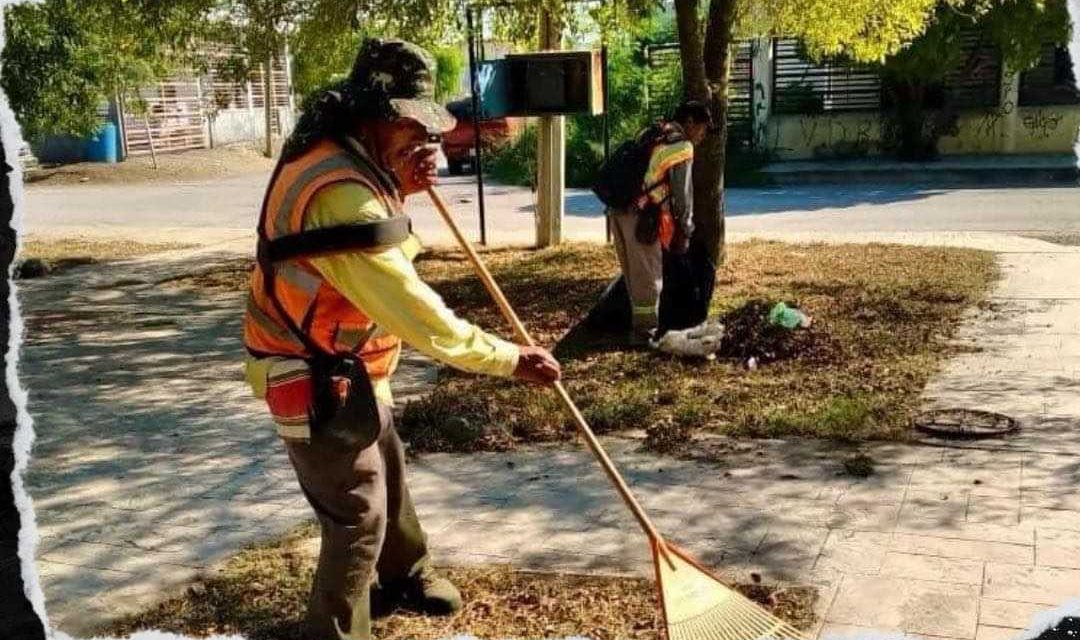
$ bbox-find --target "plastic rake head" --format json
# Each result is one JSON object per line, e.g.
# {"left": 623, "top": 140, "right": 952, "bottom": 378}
{"left": 654, "top": 542, "right": 810, "bottom": 640}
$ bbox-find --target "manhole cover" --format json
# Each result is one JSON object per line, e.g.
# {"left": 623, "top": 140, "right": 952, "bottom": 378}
{"left": 913, "top": 409, "right": 1019, "bottom": 439}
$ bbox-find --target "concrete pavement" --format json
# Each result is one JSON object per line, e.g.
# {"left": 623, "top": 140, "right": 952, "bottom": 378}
{"left": 17, "top": 176, "right": 1080, "bottom": 638}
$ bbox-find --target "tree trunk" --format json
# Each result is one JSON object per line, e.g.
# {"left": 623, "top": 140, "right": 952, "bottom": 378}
{"left": 675, "top": 0, "right": 737, "bottom": 266}
{"left": 675, "top": 0, "right": 708, "bottom": 100}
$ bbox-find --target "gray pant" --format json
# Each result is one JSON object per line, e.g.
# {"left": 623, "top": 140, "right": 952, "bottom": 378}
{"left": 284, "top": 403, "right": 430, "bottom": 640}
{"left": 610, "top": 209, "right": 662, "bottom": 333}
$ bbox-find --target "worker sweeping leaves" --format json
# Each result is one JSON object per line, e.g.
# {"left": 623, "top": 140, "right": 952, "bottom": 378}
{"left": 242, "top": 38, "right": 561, "bottom": 640}
{"left": 592, "top": 100, "right": 712, "bottom": 345}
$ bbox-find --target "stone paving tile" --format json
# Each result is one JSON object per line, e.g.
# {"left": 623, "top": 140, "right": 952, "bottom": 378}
{"left": 746, "top": 525, "right": 830, "bottom": 582}
{"left": 983, "top": 562, "right": 1080, "bottom": 605}
{"left": 890, "top": 533, "right": 1033, "bottom": 565}
{"left": 431, "top": 519, "right": 553, "bottom": 559}
{"left": 536, "top": 525, "right": 644, "bottom": 559}
{"left": 1020, "top": 506, "right": 1080, "bottom": 532}
{"left": 966, "top": 494, "right": 1021, "bottom": 526}
{"left": 1021, "top": 454, "right": 1080, "bottom": 491}
{"left": 1036, "top": 527, "right": 1080, "bottom": 569}
{"left": 978, "top": 599, "right": 1052, "bottom": 629}
{"left": 899, "top": 490, "right": 971, "bottom": 528}
{"left": 818, "top": 622, "right": 908, "bottom": 639}
{"left": 893, "top": 521, "right": 1036, "bottom": 546}
{"left": 37, "top": 540, "right": 205, "bottom": 574}
{"left": 826, "top": 575, "right": 979, "bottom": 639}
{"left": 879, "top": 552, "right": 984, "bottom": 585}
{"left": 975, "top": 626, "right": 1023, "bottom": 640}
{"left": 813, "top": 530, "right": 892, "bottom": 578}
{"left": 908, "top": 452, "right": 1022, "bottom": 498}
{"left": 1021, "top": 489, "right": 1080, "bottom": 512}
{"left": 826, "top": 499, "right": 904, "bottom": 532}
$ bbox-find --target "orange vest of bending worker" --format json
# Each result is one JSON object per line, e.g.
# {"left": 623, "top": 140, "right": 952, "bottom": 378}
{"left": 243, "top": 138, "right": 403, "bottom": 380}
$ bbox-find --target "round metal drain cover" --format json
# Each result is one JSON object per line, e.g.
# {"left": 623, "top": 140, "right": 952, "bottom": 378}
{"left": 913, "top": 409, "right": 1019, "bottom": 439}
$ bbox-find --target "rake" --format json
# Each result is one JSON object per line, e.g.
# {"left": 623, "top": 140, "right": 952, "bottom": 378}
{"left": 426, "top": 187, "right": 810, "bottom": 640}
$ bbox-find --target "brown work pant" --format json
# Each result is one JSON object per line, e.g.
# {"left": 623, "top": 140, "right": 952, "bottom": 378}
{"left": 284, "top": 403, "right": 430, "bottom": 640}
{"left": 610, "top": 209, "right": 663, "bottom": 334}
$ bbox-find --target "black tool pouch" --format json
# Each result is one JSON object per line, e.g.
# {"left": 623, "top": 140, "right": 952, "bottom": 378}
{"left": 309, "top": 356, "right": 383, "bottom": 449}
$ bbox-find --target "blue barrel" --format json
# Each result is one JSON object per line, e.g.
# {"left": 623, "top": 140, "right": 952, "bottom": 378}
{"left": 86, "top": 123, "right": 118, "bottom": 163}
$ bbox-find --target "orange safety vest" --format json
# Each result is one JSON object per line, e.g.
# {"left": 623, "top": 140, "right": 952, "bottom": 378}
{"left": 243, "top": 138, "right": 405, "bottom": 382}
{"left": 636, "top": 123, "right": 693, "bottom": 248}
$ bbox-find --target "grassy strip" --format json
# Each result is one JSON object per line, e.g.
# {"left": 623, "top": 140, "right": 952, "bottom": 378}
{"left": 103, "top": 523, "right": 817, "bottom": 640}
{"left": 401, "top": 241, "right": 997, "bottom": 449}
{"left": 18, "top": 236, "right": 195, "bottom": 276}
{"left": 161, "top": 240, "right": 997, "bottom": 448}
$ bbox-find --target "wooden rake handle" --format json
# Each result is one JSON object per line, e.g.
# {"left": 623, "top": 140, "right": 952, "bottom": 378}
{"left": 425, "top": 186, "right": 670, "bottom": 550}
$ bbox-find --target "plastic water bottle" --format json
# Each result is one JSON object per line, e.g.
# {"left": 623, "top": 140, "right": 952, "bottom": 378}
{"left": 769, "top": 302, "right": 810, "bottom": 329}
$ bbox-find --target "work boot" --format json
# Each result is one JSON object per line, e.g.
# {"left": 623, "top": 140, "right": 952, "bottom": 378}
{"left": 375, "top": 566, "right": 462, "bottom": 616}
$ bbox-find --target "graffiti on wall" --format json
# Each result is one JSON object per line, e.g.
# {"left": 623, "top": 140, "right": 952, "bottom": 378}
{"left": 796, "top": 115, "right": 877, "bottom": 158}
{"left": 1021, "top": 110, "right": 1066, "bottom": 139}
{"left": 969, "top": 80, "right": 1014, "bottom": 141}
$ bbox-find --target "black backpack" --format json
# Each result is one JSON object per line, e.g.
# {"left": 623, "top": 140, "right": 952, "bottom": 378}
{"left": 592, "top": 122, "right": 684, "bottom": 210}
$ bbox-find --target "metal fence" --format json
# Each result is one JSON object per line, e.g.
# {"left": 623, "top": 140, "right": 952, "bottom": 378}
{"left": 644, "top": 40, "right": 755, "bottom": 150}
{"left": 1019, "top": 44, "right": 1080, "bottom": 106}
{"left": 773, "top": 29, "right": 1009, "bottom": 115}
{"left": 772, "top": 38, "right": 881, "bottom": 114}
{"left": 942, "top": 27, "right": 1002, "bottom": 109}
{"left": 120, "top": 44, "right": 292, "bottom": 157}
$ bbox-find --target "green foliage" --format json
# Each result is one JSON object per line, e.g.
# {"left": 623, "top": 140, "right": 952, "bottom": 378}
{"left": 875, "top": 0, "right": 1072, "bottom": 159}
{"left": 489, "top": 124, "right": 538, "bottom": 187}
{"left": 434, "top": 47, "right": 466, "bottom": 102}
{"left": 2, "top": 0, "right": 212, "bottom": 141}
{"left": 288, "top": 12, "right": 365, "bottom": 100}
{"left": 748, "top": 0, "right": 949, "bottom": 64}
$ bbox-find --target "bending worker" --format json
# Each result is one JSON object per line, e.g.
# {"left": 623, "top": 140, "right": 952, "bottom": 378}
{"left": 608, "top": 100, "right": 712, "bottom": 345}
{"left": 242, "top": 39, "right": 561, "bottom": 640}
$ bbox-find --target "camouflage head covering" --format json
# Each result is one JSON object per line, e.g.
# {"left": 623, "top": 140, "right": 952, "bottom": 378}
{"left": 281, "top": 38, "right": 455, "bottom": 161}
{"left": 349, "top": 39, "right": 456, "bottom": 133}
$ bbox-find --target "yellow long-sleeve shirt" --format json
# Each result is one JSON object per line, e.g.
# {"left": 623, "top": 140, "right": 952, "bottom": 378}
{"left": 245, "top": 181, "right": 519, "bottom": 406}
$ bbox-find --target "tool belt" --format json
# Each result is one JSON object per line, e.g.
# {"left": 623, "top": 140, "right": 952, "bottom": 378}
{"left": 265, "top": 355, "right": 382, "bottom": 447}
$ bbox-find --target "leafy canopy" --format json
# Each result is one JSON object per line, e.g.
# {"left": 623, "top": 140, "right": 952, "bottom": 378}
{"left": 2, "top": 0, "right": 213, "bottom": 141}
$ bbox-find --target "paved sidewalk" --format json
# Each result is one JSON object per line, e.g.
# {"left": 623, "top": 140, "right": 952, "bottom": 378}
{"left": 17, "top": 232, "right": 1080, "bottom": 638}
{"left": 18, "top": 248, "right": 436, "bottom": 633}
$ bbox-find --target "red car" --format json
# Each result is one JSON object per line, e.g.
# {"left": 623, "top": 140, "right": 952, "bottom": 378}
{"left": 442, "top": 98, "right": 518, "bottom": 175}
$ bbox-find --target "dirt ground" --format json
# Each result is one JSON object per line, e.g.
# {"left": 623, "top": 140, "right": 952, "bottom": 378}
{"left": 15, "top": 236, "right": 196, "bottom": 278}
{"left": 159, "top": 241, "right": 997, "bottom": 448}
{"left": 103, "top": 523, "right": 818, "bottom": 640}
{"left": 24, "top": 143, "right": 275, "bottom": 186}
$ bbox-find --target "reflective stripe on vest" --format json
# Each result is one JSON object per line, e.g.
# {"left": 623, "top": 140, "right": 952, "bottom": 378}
{"left": 645, "top": 139, "right": 693, "bottom": 205}
{"left": 244, "top": 139, "right": 405, "bottom": 379}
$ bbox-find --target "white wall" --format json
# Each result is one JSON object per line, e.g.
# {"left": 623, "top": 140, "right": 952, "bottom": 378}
{"left": 210, "top": 107, "right": 296, "bottom": 147}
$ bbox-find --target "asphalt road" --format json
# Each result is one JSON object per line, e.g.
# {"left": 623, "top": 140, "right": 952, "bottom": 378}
{"left": 23, "top": 171, "right": 1080, "bottom": 247}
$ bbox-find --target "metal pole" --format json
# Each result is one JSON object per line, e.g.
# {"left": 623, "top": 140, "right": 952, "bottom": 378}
{"left": 466, "top": 7, "right": 487, "bottom": 245}
{"left": 602, "top": 43, "right": 611, "bottom": 243}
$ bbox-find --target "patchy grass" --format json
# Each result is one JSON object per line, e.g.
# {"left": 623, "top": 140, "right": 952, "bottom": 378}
{"left": 400, "top": 241, "right": 997, "bottom": 448}
{"left": 102, "top": 523, "right": 817, "bottom": 640}
{"left": 163, "top": 241, "right": 997, "bottom": 447}
{"left": 25, "top": 143, "right": 274, "bottom": 186}
{"left": 16, "top": 236, "right": 195, "bottom": 277}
